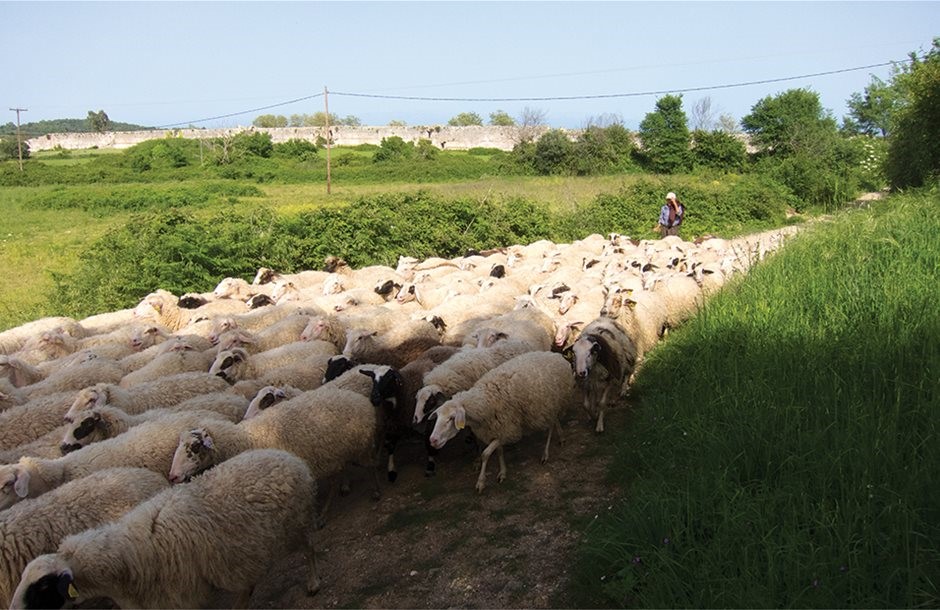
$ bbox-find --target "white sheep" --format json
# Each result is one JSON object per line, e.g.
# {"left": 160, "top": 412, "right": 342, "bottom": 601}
{"left": 600, "top": 287, "right": 669, "bottom": 361}
{"left": 568, "top": 317, "right": 637, "bottom": 433}
{"left": 0, "top": 392, "right": 76, "bottom": 452}
{"left": 0, "top": 409, "right": 234, "bottom": 510}
{"left": 461, "top": 306, "right": 555, "bottom": 351}
{"left": 0, "top": 467, "right": 170, "bottom": 608}
{"left": 61, "top": 395, "right": 248, "bottom": 452}
{"left": 213, "top": 276, "right": 269, "bottom": 300}
{"left": 0, "top": 425, "right": 71, "bottom": 464}
{"left": 168, "top": 387, "right": 382, "bottom": 517}
{"left": 131, "top": 289, "right": 195, "bottom": 332}
{"left": 0, "top": 379, "right": 26, "bottom": 412}
{"left": 64, "top": 371, "right": 231, "bottom": 422}
{"left": 76, "top": 308, "right": 137, "bottom": 337}
{"left": 0, "top": 317, "right": 87, "bottom": 357}
{"left": 241, "top": 385, "right": 304, "bottom": 421}
{"left": 117, "top": 347, "right": 216, "bottom": 388}
{"left": 413, "top": 338, "right": 541, "bottom": 425}
{"left": 214, "top": 312, "right": 313, "bottom": 354}
{"left": 19, "top": 355, "right": 125, "bottom": 400}
{"left": 207, "top": 303, "right": 324, "bottom": 344}
{"left": 10, "top": 449, "right": 321, "bottom": 609}
{"left": 209, "top": 340, "right": 337, "bottom": 385}
{"left": 649, "top": 272, "right": 704, "bottom": 328}
{"left": 428, "top": 350, "right": 576, "bottom": 492}
{"left": 342, "top": 320, "right": 442, "bottom": 369}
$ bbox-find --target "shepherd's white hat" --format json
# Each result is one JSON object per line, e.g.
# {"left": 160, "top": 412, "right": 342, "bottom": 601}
{"left": 666, "top": 192, "right": 677, "bottom": 200}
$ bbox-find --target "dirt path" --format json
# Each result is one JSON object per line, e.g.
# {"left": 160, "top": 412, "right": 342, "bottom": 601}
{"left": 250, "top": 404, "right": 628, "bottom": 609}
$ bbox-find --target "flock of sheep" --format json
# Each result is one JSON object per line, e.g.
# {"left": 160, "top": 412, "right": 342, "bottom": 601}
{"left": 0, "top": 225, "right": 798, "bottom": 608}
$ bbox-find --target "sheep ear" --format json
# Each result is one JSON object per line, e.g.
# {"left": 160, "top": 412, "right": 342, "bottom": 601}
{"left": 13, "top": 466, "right": 30, "bottom": 498}
{"left": 454, "top": 406, "right": 466, "bottom": 430}
{"left": 201, "top": 434, "right": 214, "bottom": 450}
{"left": 359, "top": 369, "right": 376, "bottom": 379}
{"left": 561, "top": 346, "right": 574, "bottom": 362}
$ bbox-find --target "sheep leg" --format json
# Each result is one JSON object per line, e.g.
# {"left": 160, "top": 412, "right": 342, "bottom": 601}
{"left": 385, "top": 432, "right": 400, "bottom": 483}
{"left": 305, "top": 527, "right": 321, "bottom": 595}
{"left": 554, "top": 419, "right": 565, "bottom": 446}
{"left": 423, "top": 428, "right": 438, "bottom": 477}
{"left": 496, "top": 446, "right": 507, "bottom": 483}
{"left": 476, "top": 439, "right": 501, "bottom": 493}
{"left": 596, "top": 383, "right": 613, "bottom": 434}
{"left": 542, "top": 426, "right": 554, "bottom": 464}
{"left": 317, "top": 483, "right": 337, "bottom": 529}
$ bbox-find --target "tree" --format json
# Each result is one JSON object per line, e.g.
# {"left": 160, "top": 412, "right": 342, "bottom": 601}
{"left": 388, "top": 120, "right": 407, "bottom": 127}
{"left": 489, "top": 110, "right": 515, "bottom": 126}
{"left": 517, "top": 106, "right": 547, "bottom": 144}
{"left": 690, "top": 97, "right": 718, "bottom": 131}
{"left": 847, "top": 75, "right": 902, "bottom": 137}
{"left": 0, "top": 135, "right": 29, "bottom": 161}
{"left": 448, "top": 112, "right": 484, "bottom": 126}
{"left": 741, "top": 88, "right": 838, "bottom": 157}
{"left": 638, "top": 94, "right": 691, "bottom": 173}
{"left": 533, "top": 129, "right": 573, "bottom": 175}
{"left": 717, "top": 113, "right": 740, "bottom": 134}
{"left": 691, "top": 129, "right": 746, "bottom": 172}
{"left": 86, "top": 110, "right": 110, "bottom": 133}
{"left": 253, "top": 114, "right": 288, "bottom": 128}
{"left": 885, "top": 38, "right": 940, "bottom": 188}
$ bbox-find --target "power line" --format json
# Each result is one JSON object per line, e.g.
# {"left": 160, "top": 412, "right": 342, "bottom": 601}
{"left": 154, "top": 92, "right": 325, "bottom": 129}
{"left": 331, "top": 60, "right": 911, "bottom": 103}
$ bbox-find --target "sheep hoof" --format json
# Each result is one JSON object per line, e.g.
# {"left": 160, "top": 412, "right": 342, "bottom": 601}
{"left": 424, "top": 467, "right": 436, "bottom": 478}
{"left": 387, "top": 470, "right": 398, "bottom": 483}
{"left": 306, "top": 578, "right": 321, "bottom": 596}
{"left": 475, "top": 480, "right": 486, "bottom": 493}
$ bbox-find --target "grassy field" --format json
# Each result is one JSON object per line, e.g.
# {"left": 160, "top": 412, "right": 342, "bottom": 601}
{"left": 570, "top": 189, "right": 940, "bottom": 608}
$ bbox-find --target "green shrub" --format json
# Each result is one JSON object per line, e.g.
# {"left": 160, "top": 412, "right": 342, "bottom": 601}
{"left": 691, "top": 129, "right": 747, "bottom": 172}
{"left": 0, "top": 136, "right": 30, "bottom": 160}
{"left": 233, "top": 131, "right": 273, "bottom": 158}
{"left": 373, "top": 136, "right": 414, "bottom": 162}
{"left": 533, "top": 130, "right": 574, "bottom": 175}
{"left": 273, "top": 138, "right": 319, "bottom": 161}
{"left": 23, "top": 182, "right": 262, "bottom": 215}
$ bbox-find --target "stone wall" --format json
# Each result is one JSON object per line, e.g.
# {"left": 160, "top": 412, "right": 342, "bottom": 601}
{"left": 26, "top": 125, "right": 562, "bottom": 153}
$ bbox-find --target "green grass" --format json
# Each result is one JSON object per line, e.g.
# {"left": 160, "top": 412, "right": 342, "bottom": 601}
{"left": 568, "top": 189, "right": 940, "bottom": 608}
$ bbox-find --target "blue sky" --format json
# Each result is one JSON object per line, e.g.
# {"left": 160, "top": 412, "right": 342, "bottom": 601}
{"left": 2, "top": 1, "right": 937, "bottom": 131}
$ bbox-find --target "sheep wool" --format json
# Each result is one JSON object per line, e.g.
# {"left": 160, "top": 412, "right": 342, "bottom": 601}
{"left": 9, "top": 449, "right": 320, "bottom": 609}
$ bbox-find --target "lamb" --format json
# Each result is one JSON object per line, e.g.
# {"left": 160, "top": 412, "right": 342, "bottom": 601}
{"left": 342, "top": 320, "right": 442, "bottom": 369}
{"left": 413, "top": 339, "right": 542, "bottom": 424}
{"left": 359, "top": 345, "right": 460, "bottom": 481}
{"left": 60, "top": 399, "right": 247, "bottom": 453}
{"left": 0, "top": 467, "right": 170, "bottom": 608}
{"left": 0, "top": 409, "right": 234, "bottom": 510}
{"left": 567, "top": 318, "right": 637, "bottom": 433}
{"left": 428, "top": 350, "right": 576, "bottom": 492}
{"left": 117, "top": 347, "right": 216, "bottom": 388}
{"left": 0, "top": 392, "right": 76, "bottom": 452}
{"left": 10, "top": 449, "right": 321, "bottom": 609}
{"left": 168, "top": 387, "right": 382, "bottom": 513}
{"left": 64, "top": 371, "right": 231, "bottom": 422}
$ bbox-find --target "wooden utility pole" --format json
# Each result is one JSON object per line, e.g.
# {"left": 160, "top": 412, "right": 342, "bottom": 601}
{"left": 324, "top": 86, "right": 331, "bottom": 195}
{"left": 9, "top": 107, "right": 27, "bottom": 172}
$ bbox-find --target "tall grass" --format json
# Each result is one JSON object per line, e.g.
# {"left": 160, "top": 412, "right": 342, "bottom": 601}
{"left": 570, "top": 190, "right": 939, "bottom": 608}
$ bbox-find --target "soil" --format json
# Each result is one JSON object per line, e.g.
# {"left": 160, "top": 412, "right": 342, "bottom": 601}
{"left": 249, "top": 403, "right": 629, "bottom": 609}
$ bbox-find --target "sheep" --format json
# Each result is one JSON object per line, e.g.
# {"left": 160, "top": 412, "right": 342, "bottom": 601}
{"left": 649, "top": 272, "right": 704, "bottom": 328}
{"left": 214, "top": 312, "right": 313, "bottom": 354}
{"left": 0, "top": 426, "right": 71, "bottom": 464}
{"left": 342, "top": 320, "right": 442, "bottom": 369}
{"left": 168, "top": 387, "right": 382, "bottom": 517}
{"left": 567, "top": 318, "right": 637, "bottom": 433}
{"left": 0, "top": 379, "right": 26, "bottom": 412}
{"left": 209, "top": 341, "right": 337, "bottom": 384}
{"left": 76, "top": 308, "right": 137, "bottom": 337}
{"left": 207, "top": 303, "right": 324, "bottom": 344}
{"left": 242, "top": 385, "right": 304, "bottom": 421}
{"left": 428, "top": 351, "right": 576, "bottom": 492}
{"left": 0, "top": 467, "right": 170, "bottom": 608}
{"left": 64, "top": 371, "right": 231, "bottom": 423}
{"left": 20, "top": 355, "right": 125, "bottom": 399}
{"left": 118, "top": 332, "right": 212, "bottom": 373}
{"left": 117, "top": 347, "right": 216, "bottom": 388}
{"left": 0, "top": 392, "right": 76, "bottom": 452}
{"left": 0, "top": 356, "right": 44, "bottom": 388}
{"left": 0, "top": 317, "right": 87, "bottom": 357}
{"left": 300, "top": 315, "right": 348, "bottom": 349}
{"left": 600, "top": 287, "right": 669, "bottom": 361}
{"left": 60, "top": 398, "right": 247, "bottom": 453}
{"left": 10, "top": 449, "right": 321, "bottom": 609}
{"left": 461, "top": 306, "right": 555, "bottom": 351}
{"left": 359, "top": 345, "right": 460, "bottom": 481}
{"left": 213, "top": 276, "right": 270, "bottom": 300}
{"left": 131, "top": 289, "right": 194, "bottom": 332}
{"left": 413, "top": 338, "right": 542, "bottom": 425}
{"left": 0, "top": 409, "right": 235, "bottom": 510}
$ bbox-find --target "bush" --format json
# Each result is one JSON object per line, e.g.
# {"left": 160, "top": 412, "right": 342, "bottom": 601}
{"left": 373, "top": 136, "right": 414, "bottom": 162}
{"left": 233, "top": 131, "right": 273, "bottom": 158}
{"left": 274, "top": 138, "right": 319, "bottom": 161}
{"left": 0, "top": 136, "right": 30, "bottom": 161}
{"left": 127, "top": 138, "right": 194, "bottom": 172}
{"left": 691, "top": 130, "right": 747, "bottom": 172}
{"left": 533, "top": 130, "right": 574, "bottom": 175}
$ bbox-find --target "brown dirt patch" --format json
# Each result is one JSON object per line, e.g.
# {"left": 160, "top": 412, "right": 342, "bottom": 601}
{"left": 250, "top": 404, "right": 628, "bottom": 609}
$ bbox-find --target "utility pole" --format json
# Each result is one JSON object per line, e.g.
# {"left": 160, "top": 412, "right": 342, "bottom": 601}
{"left": 324, "top": 86, "right": 331, "bottom": 195}
{"left": 9, "top": 107, "right": 27, "bottom": 172}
